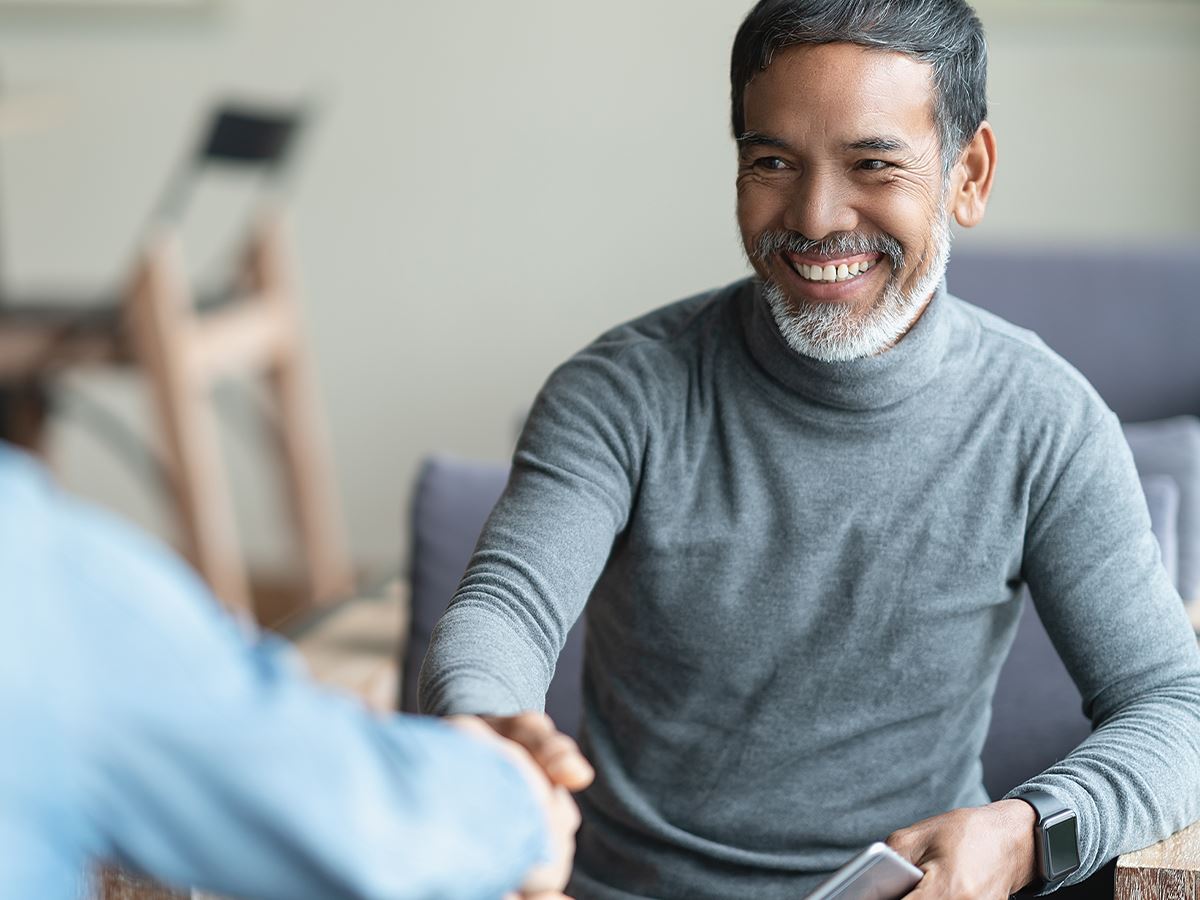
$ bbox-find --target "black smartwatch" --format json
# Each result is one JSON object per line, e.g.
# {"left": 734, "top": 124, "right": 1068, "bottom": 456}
{"left": 1015, "top": 790, "right": 1080, "bottom": 889}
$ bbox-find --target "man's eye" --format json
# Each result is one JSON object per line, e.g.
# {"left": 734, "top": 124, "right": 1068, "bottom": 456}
{"left": 858, "top": 159, "right": 893, "bottom": 171}
{"left": 754, "top": 157, "right": 789, "bottom": 171}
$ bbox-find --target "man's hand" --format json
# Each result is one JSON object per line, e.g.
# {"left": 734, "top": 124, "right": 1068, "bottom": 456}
{"left": 886, "top": 799, "right": 1038, "bottom": 899}
{"left": 446, "top": 716, "right": 581, "bottom": 898}
{"left": 482, "top": 712, "right": 595, "bottom": 792}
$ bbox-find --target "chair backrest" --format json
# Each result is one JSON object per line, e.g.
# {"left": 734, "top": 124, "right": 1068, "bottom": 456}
{"left": 0, "top": 100, "right": 312, "bottom": 316}
{"left": 152, "top": 101, "right": 310, "bottom": 228}
{"left": 200, "top": 106, "right": 303, "bottom": 165}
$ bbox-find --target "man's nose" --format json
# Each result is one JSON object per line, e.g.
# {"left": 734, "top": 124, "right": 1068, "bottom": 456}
{"left": 782, "top": 171, "right": 858, "bottom": 240}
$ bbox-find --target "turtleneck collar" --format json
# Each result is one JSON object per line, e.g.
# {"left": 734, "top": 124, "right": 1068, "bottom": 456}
{"left": 740, "top": 278, "right": 953, "bottom": 412}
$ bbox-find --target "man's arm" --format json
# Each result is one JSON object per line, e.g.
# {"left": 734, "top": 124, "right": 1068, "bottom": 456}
{"left": 885, "top": 412, "right": 1200, "bottom": 898}
{"left": 1010, "top": 411, "right": 1200, "bottom": 886}
{"left": 32, "top": 470, "right": 563, "bottom": 899}
{"left": 418, "top": 348, "right": 647, "bottom": 719}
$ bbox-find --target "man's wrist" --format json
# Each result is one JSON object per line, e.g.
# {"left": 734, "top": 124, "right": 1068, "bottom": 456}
{"left": 991, "top": 798, "right": 1039, "bottom": 894}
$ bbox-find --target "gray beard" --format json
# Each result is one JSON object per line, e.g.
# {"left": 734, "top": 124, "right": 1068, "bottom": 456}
{"left": 763, "top": 214, "right": 953, "bottom": 363}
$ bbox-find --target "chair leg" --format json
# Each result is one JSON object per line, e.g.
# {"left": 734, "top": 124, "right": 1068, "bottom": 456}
{"left": 251, "top": 215, "right": 355, "bottom": 604}
{"left": 267, "top": 354, "right": 356, "bottom": 603}
{"left": 126, "top": 234, "right": 252, "bottom": 612}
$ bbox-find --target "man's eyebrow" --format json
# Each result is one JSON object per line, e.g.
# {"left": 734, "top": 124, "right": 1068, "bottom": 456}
{"left": 736, "top": 131, "right": 791, "bottom": 151}
{"left": 737, "top": 133, "right": 912, "bottom": 155}
{"left": 844, "top": 136, "right": 910, "bottom": 154}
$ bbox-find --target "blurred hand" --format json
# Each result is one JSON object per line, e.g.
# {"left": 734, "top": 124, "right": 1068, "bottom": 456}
{"left": 886, "top": 800, "right": 1038, "bottom": 899}
{"left": 483, "top": 712, "right": 595, "bottom": 792}
{"left": 447, "top": 715, "right": 581, "bottom": 898}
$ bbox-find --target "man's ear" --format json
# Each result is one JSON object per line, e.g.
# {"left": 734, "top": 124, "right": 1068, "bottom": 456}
{"left": 950, "top": 122, "right": 997, "bottom": 229}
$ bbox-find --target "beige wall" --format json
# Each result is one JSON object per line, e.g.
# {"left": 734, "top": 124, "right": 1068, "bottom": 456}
{"left": 1, "top": 1, "right": 1196, "bottom": 578}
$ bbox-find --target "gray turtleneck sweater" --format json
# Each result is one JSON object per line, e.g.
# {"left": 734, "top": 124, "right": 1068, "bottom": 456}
{"left": 420, "top": 279, "right": 1200, "bottom": 899}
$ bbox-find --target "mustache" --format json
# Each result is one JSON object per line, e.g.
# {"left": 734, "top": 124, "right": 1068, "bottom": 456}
{"left": 753, "top": 230, "right": 905, "bottom": 274}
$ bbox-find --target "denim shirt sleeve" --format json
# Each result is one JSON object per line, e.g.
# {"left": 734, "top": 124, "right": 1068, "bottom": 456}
{"left": 0, "top": 445, "right": 548, "bottom": 900}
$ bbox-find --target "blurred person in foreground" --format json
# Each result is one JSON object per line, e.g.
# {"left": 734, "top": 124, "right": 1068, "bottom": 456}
{"left": 0, "top": 440, "right": 586, "bottom": 900}
{"left": 419, "top": 0, "right": 1200, "bottom": 898}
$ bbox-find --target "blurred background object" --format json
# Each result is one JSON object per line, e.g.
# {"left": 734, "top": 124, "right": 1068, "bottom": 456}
{"left": 0, "top": 99, "right": 353, "bottom": 618}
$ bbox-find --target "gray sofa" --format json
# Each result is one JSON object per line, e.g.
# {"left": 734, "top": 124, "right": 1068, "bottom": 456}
{"left": 402, "top": 246, "right": 1200, "bottom": 896}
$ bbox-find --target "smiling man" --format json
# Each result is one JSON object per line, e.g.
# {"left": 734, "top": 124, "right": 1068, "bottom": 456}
{"left": 420, "top": 2, "right": 1200, "bottom": 898}
{"left": 736, "top": 40, "right": 972, "bottom": 364}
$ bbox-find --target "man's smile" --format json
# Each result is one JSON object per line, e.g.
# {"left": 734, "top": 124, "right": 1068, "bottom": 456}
{"left": 785, "top": 250, "right": 882, "bottom": 282}
{"left": 777, "top": 250, "right": 887, "bottom": 302}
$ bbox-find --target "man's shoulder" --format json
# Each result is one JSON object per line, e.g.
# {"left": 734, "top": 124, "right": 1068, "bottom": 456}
{"left": 944, "top": 294, "right": 1117, "bottom": 460}
{"left": 588, "top": 278, "right": 747, "bottom": 355}
{"left": 949, "top": 293, "right": 1052, "bottom": 359}
{"left": 534, "top": 279, "right": 749, "bottom": 414}
{"left": 948, "top": 293, "right": 1102, "bottom": 409}
{"left": 549, "top": 279, "right": 747, "bottom": 386}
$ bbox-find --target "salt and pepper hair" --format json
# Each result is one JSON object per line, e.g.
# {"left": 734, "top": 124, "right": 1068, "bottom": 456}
{"left": 730, "top": 0, "right": 988, "bottom": 172}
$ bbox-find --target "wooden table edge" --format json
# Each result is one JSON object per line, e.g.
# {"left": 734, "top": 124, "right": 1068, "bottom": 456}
{"left": 1115, "top": 818, "right": 1200, "bottom": 900}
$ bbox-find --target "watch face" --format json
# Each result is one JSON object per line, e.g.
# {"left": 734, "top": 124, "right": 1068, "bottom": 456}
{"left": 1045, "top": 812, "right": 1080, "bottom": 880}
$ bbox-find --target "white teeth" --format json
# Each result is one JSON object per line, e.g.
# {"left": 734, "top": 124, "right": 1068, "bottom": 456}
{"left": 794, "top": 258, "right": 878, "bottom": 283}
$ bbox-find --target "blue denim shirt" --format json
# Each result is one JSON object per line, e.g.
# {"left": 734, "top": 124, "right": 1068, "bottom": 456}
{"left": 0, "top": 444, "right": 547, "bottom": 899}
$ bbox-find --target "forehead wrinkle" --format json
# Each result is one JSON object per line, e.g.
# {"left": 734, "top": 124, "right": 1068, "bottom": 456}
{"left": 742, "top": 43, "right": 939, "bottom": 155}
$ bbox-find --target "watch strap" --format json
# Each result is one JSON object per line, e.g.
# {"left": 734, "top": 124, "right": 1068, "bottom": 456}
{"left": 1016, "top": 789, "right": 1066, "bottom": 824}
{"left": 1014, "top": 789, "right": 1077, "bottom": 889}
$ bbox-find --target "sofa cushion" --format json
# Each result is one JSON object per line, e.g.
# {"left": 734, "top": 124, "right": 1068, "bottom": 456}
{"left": 1123, "top": 416, "right": 1200, "bottom": 607}
{"left": 1140, "top": 474, "right": 1180, "bottom": 589}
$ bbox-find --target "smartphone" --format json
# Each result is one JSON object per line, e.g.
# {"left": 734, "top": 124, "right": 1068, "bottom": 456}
{"left": 803, "top": 842, "right": 924, "bottom": 900}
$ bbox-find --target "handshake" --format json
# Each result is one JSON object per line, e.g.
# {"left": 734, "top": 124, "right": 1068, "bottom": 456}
{"left": 448, "top": 713, "right": 594, "bottom": 900}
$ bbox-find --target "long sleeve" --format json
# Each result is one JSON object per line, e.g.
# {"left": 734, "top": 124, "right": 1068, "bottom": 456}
{"left": 0, "top": 446, "right": 548, "bottom": 900}
{"left": 1011, "top": 411, "right": 1200, "bottom": 887}
{"left": 418, "top": 345, "right": 648, "bottom": 717}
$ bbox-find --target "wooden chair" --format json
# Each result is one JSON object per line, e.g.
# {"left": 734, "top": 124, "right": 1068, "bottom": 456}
{"left": 0, "top": 103, "right": 354, "bottom": 613}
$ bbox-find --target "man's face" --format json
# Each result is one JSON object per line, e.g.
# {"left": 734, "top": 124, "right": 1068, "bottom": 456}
{"left": 736, "top": 43, "right": 957, "bottom": 361}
